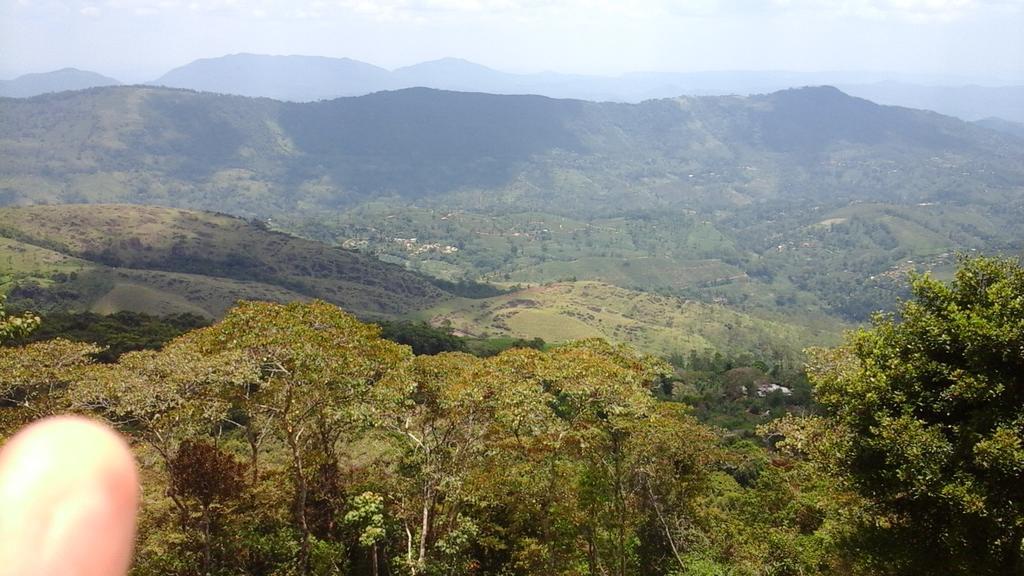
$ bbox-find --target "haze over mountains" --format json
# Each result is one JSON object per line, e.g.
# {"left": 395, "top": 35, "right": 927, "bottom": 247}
{"left": 151, "top": 54, "right": 1024, "bottom": 124}
{"left": 2, "top": 82, "right": 1022, "bottom": 340}
{"left": 3, "top": 84, "right": 1021, "bottom": 216}
{"left": 0, "top": 68, "right": 121, "bottom": 98}
{"left": 4, "top": 53, "right": 1024, "bottom": 124}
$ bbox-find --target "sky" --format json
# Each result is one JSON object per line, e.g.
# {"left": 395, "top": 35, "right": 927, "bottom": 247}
{"left": 1, "top": 0, "right": 1022, "bottom": 83}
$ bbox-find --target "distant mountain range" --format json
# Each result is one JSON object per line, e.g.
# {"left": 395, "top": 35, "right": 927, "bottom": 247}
{"left": 838, "top": 82, "right": 1024, "bottom": 125}
{"left": 152, "top": 54, "right": 1024, "bottom": 122}
{"left": 2, "top": 83, "right": 1022, "bottom": 337}
{"left": 2, "top": 84, "right": 1021, "bottom": 218}
{"left": 151, "top": 54, "right": 392, "bottom": 102}
{"left": 973, "top": 117, "right": 1024, "bottom": 140}
{"left": 4, "top": 54, "right": 1023, "bottom": 123}
{"left": 0, "top": 68, "right": 120, "bottom": 97}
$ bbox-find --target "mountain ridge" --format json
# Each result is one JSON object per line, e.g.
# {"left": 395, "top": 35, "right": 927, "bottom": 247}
{"left": 139, "top": 53, "right": 1024, "bottom": 120}
{"left": 0, "top": 204, "right": 450, "bottom": 318}
{"left": 6, "top": 55, "right": 1023, "bottom": 122}
{"left": 0, "top": 68, "right": 121, "bottom": 97}
{"left": 3, "top": 84, "right": 1018, "bottom": 218}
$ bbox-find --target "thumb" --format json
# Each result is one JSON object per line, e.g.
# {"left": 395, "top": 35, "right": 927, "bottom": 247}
{"left": 0, "top": 416, "right": 139, "bottom": 576}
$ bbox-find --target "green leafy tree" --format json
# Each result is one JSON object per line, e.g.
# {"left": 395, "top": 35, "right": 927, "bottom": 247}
{"left": 182, "top": 301, "right": 412, "bottom": 575}
{"left": 382, "top": 352, "right": 501, "bottom": 574}
{"left": 344, "top": 492, "right": 387, "bottom": 576}
{"left": 0, "top": 294, "right": 39, "bottom": 343}
{"left": 0, "top": 338, "right": 100, "bottom": 436}
{"left": 795, "top": 256, "right": 1024, "bottom": 574}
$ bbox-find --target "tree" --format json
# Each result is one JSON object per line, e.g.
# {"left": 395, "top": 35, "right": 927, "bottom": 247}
{"left": 531, "top": 339, "right": 680, "bottom": 576}
{"left": 382, "top": 351, "right": 506, "bottom": 574}
{"left": 792, "top": 256, "right": 1024, "bottom": 574}
{"left": 0, "top": 339, "right": 100, "bottom": 436}
{"left": 343, "top": 492, "right": 387, "bottom": 576}
{"left": 0, "top": 294, "right": 39, "bottom": 344}
{"left": 182, "top": 301, "right": 412, "bottom": 575}
{"left": 169, "top": 440, "right": 248, "bottom": 575}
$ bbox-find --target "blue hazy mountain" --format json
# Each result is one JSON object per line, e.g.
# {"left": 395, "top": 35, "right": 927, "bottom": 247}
{"left": 141, "top": 54, "right": 1024, "bottom": 123}
{"left": 974, "top": 117, "right": 1024, "bottom": 140}
{"left": 838, "top": 82, "right": 1024, "bottom": 123}
{"left": 8, "top": 56, "right": 1023, "bottom": 123}
{"left": 152, "top": 53, "right": 395, "bottom": 101}
{"left": 0, "top": 68, "right": 120, "bottom": 97}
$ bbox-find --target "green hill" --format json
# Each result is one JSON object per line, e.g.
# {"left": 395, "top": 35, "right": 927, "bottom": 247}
{"left": 2, "top": 85, "right": 1021, "bottom": 216}
{"left": 424, "top": 280, "right": 839, "bottom": 358}
{"left": 1, "top": 86, "right": 1021, "bottom": 326}
{"left": 0, "top": 205, "right": 832, "bottom": 359}
{"left": 0, "top": 204, "right": 449, "bottom": 318}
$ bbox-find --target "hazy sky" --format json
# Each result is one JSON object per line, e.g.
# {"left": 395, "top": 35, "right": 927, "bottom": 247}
{"left": 1, "top": 0, "right": 1022, "bottom": 83}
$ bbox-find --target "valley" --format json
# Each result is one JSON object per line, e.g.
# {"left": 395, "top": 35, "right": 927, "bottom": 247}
{"left": 3, "top": 5, "right": 1023, "bottom": 571}
{"left": 0, "top": 203, "right": 834, "bottom": 361}
{"left": 2, "top": 85, "right": 1022, "bottom": 361}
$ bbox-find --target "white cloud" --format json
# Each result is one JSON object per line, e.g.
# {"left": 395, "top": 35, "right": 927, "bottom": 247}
{"left": 766, "top": 0, "right": 988, "bottom": 21}
{"left": 11, "top": 0, "right": 1008, "bottom": 23}
{"left": 1, "top": 0, "right": 1019, "bottom": 81}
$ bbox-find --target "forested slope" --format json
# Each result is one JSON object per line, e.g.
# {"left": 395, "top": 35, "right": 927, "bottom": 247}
{"left": 1, "top": 256, "right": 1020, "bottom": 575}
{"left": 2, "top": 85, "right": 1022, "bottom": 327}
{"left": 0, "top": 204, "right": 449, "bottom": 318}
{"left": 2, "top": 85, "right": 1021, "bottom": 215}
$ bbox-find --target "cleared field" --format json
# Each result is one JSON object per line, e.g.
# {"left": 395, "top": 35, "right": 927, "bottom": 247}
{"left": 504, "top": 256, "right": 743, "bottom": 291}
{"left": 91, "top": 282, "right": 212, "bottom": 317}
{"left": 0, "top": 237, "right": 94, "bottom": 280}
{"left": 426, "top": 281, "right": 837, "bottom": 357}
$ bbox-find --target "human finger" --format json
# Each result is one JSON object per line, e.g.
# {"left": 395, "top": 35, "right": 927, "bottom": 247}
{"left": 0, "top": 415, "right": 139, "bottom": 576}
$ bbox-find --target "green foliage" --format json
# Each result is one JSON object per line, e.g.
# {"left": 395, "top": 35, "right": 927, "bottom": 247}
{"left": 463, "top": 335, "right": 546, "bottom": 357}
{"left": 4, "top": 299, "right": 829, "bottom": 576}
{"left": 427, "top": 278, "right": 512, "bottom": 299}
{"left": 0, "top": 294, "right": 39, "bottom": 343}
{"left": 668, "top": 352, "right": 813, "bottom": 434}
{"left": 343, "top": 492, "right": 386, "bottom": 548}
{"left": 5, "top": 311, "right": 208, "bottom": 362}
{"left": 0, "top": 337, "right": 99, "bottom": 435}
{"left": 0, "top": 204, "right": 448, "bottom": 319}
{"left": 376, "top": 320, "right": 467, "bottom": 355}
{"left": 797, "top": 256, "right": 1024, "bottom": 574}
{"left": 3, "top": 263, "right": 1020, "bottom": 575}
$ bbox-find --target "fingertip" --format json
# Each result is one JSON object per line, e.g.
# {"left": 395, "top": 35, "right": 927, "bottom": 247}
{"left": 0, "top": 415, "right": 139, "bottom": 576}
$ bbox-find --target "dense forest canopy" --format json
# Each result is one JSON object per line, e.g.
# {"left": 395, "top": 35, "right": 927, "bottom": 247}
{"left": 1, "top": 256, "right": 1021, "bottom": 575}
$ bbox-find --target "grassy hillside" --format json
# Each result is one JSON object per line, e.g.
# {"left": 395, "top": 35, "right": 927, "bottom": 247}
{"left": 0, "top": 204, "right": 449, "bottom": 318}
{"left": 0, "top": 235, "right": 314, "bottom": 318}
{"left": 424, "top": 281, "right": 839, "bottom": 358}
{"left": 0, "top": 204, "right": 834, "bottom": 359}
